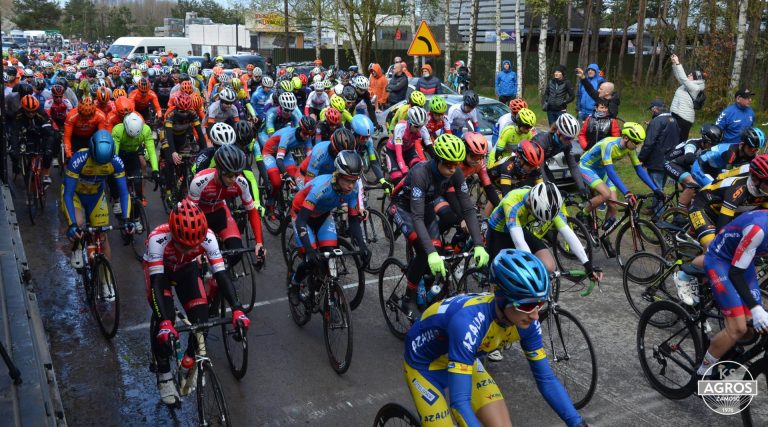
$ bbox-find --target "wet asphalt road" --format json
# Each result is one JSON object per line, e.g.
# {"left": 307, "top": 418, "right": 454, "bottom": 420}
{"left": 7, "top": 169, "right": 766, "bottom": 427}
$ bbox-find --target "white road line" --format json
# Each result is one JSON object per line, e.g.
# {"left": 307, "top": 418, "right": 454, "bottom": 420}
{"left": 122, "top": 274, "right": 401, "bottom": 333}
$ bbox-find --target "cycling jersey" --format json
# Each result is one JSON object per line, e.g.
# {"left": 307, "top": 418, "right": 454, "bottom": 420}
{"left": 249, "top": 87, "right": 272, "bottom": 119}
{"left": 144, "top": 224, "right": 225, "bottom": 275}
{"left": 315, "top": 121, "right": 342, "bottom": 143}
{"left": 388, "top": 104, "right": 412, "bottom": 132}
{"left": 153, "top": 78, "right": 175, "bottom": 109}
{"left": 63, "top": 109, "right": 107, "bottom": 157}
{"left": 386, "top": 121, "right": 433, "bottom": 171}
{"left": 62, "top": 148, "right": 130, "bottom": 226}
{"left": 111, "top": 123, "right": 159, "bottom": 172}
{"left": 691, "top": 142, "right": 752, "bottom": 187}
{"left": 291, "top": 173, "right": 359, "bottom": 218}
{"left": 425, "top": 115, "right": 451, "bottom": 140}
{"left": 304, "top": 140, "right": 335, "bottom": 179}
{"left": 319, "top": 106, "right": 352, "bottom": 124}
{"left": 664, "top": 138, "right": 707, "bottom": 183}
{"left": 445, "top": 103, "right": 479, "bottom": 135}
{"left": 490, "top": 125, "right": 536, "bottom": 167}
{"left": 129, "top": 90, "right": 161, "bottom": 118}
{"left": 44, "top": 98, "right": 74, "bottom": 129}
{"left": 263, "top": 106, "right": 302, "bottom": 136}
{"left": 487, "top": 154, "right": 542, "bottom": 196}
{"left": 404, "top": 293, "right": 582, "bottom": 427}
{"left": 578, "top": 136, "right": 657, "bottom": 195}
{"left": 205, "top": 100, "right": 240, "bottom": 127}
{"left": 304, "top": 91, "right": 329, "bottom": 115}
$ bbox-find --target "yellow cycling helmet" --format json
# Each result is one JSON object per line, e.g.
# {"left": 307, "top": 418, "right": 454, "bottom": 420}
{"left": 515, "top": 108, "right": 537, "bottom": 128}
{"left": 409, "top": 90, "right": 426, "bottom": 107}
{"left": 433, "top": 134, "right": 467, "bottom": 162}
{"left": 621, "top": 122, "right": 646, "bottom": 143}
{"left": 330, "top": 94, "right": 347, "bottom": 112}
{"left": 279, "top": 79, "right": 294, "bottom": 92}
{"left": 231, "top": 78, "right": 241, "bottom": 90}
{"left": 291, "top": 76, "right": 302, "bottom": 90}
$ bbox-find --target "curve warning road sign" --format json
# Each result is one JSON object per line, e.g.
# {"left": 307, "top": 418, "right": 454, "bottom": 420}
{"left": 407, "top": 21, "right": 441, "bottom": 57}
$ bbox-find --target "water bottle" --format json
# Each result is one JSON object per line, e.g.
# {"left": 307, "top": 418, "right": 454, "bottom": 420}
{"left": 427, "top": 283, "right": 442, "bottom": 302}
{"left": 70, "top": 243, "right": 84, "bottom": 269}
{"left": 600, "top": 235, "right": 616, "bottom": 258}
{"left": 416, "top": 278, "right": 426, "bottom": 306}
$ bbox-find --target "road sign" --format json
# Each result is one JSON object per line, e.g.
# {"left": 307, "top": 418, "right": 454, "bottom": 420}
{"left": 407, "top": 21, "right": 441, "bottom": 57}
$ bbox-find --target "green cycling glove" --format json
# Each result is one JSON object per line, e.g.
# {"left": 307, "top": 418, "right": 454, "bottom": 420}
{"left": 427, "top": 252, "right": 446, "bottom": 277}
{"left": 473, "top": 246, "right": 490, "bottom": 268}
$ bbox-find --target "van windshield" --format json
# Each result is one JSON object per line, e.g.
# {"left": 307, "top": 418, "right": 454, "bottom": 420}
{"left": 106, "top": 44, "right": 133, "bottom": 57}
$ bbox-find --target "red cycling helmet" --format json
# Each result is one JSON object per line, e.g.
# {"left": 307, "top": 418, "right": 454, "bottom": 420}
{"left": 517, "top": 140, "right": 545, "bottom": 167}
{"left": 463, "top": 131, "right": 488, "bottom": 156}
{"left": 750, "top": 154, "right": 768, "bottom": 181}
{"left": 325, "top": 107, "right": 341, "bottom": 126}
{"left": 180, "top": 80, "right": 194, "bottom": 94}
{"left": 299, "top": 73, "right": 308, "bottom": 86}
{"left": 169, "top": 200, "right": 208, "bottom": 247}
{"left": 508, "top": 98, "right": 529, "bottom": 115}
{"left": 51, "top": 84, "right": 66, "bottom": 97}
{"left": 176, "top": 93, "right": 194, "bottom": 111}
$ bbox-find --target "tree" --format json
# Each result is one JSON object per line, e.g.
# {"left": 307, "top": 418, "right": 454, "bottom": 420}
{"left": 730, "top": 0, "right": 748, "bottom": 91}
{"left": 494, "top": 0, "right": 501, "bottom": 74}
{"left": 674, "top": 0, "right": 690, "bottom": 63}
{"left": 63, "top": 0, "right": 95, "bottom": 39}
{"left": 514, "top": 0, "right": 523, "bottom": 96}
{"left": 632, "top": 0, "right": 647, "bottom": 84}
{"left": 615, "top": 0, "right": 633, "bottom": 90}
{"left": 577, "top": 0, "right": 592, "bottom": 67}
{"left": 538, "top": 1, "right": 550, "bottom": 97}
{"left": 444, "top": 0, "right": 451, "bottom": 81}
{"left": 12, "top": 0, "right": 62, "bottom": 29}
{"left": 466, "top": 0, "right": 479, "bottom": 75}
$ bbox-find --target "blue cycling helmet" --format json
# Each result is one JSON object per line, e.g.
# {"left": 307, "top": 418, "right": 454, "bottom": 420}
{"left": 491, "top": 249, "right": 550, "bottom": 304}
{"left": 350, "top": 114, "right": 375, "bottom": 138}
{"left": 742, "top": 127, "right": 766, "bottom": 149}
{"left": 89, "top": 130, "right": 115, "bottom": 164}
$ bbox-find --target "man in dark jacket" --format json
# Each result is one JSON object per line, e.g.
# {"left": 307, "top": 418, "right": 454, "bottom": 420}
{"left": 386, "top": 63, "right": 409, "bottom": 107}
{"left": 576, "top": 67, "right": 621, "bottom": 119}
{"left": 639, "top": 99, "right": 680, "bottom": 215}
{"left": 542, "top": 65, "right": 575, "bottom": 125}
{"left": 414, "top": 64, "right": 442, "bottom": 95}
{"left": 264, "top": 57, "right": 277, "bottom": 79}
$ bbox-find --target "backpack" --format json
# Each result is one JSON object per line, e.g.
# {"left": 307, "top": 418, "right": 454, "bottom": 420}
{"left": 689, "top": 90, "right": 706, "bottom": 110}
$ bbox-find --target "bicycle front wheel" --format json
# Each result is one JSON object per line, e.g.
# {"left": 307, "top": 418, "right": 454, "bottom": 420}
{"left": 636, "top": 300, "right": 703, "bottom": 400}
{"left": 622, "top": 251, "right": 679, "bottom": 319}
{"left": 229, "top": 252, "right": 257, "bottom": 313}
{"left": 130, "top": 199, "right": 150, "bottom": 261}
{"left": 457, "top": 266, "right": 491, "bottom": 294}
{"left": 196, "top": 360, "right": 232, "bottom": 427}
{"left": 92, "top": 258, "right": 120, "bottom": 339}
{"left": 378, "top": 257, "right": 411, "bottom": 340}
{"left": 323, "top": 282, "right": 353, "bottom": 374}
{"left": 741, "top": 356, "right": 768, "bottom": 426}
{"left": 220, "top": 298, "right": 248, "bottom": 380}
{"left": 542, "top": 308, "right": 597, "bottom": 409}
{"left": 362, "top": 209, "right": 395, "bottom": 274}
{"left": 615, "top": 218, "right": 666, "bottom": 267}
{"left": 552, "top": 217, "right": 593, "bottom": 272}
{"left": 373, "top": 402, "right": 421, "bottom": 427}
{"left": 336, "top": 239, "right": 366, "bottom": 311}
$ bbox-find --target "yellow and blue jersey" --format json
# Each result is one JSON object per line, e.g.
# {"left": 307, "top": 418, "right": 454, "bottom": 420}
{"left": 487, "top": 188, "right": 567, "bottom": 233}
{"left": 62, "top": 149, "right": 130, "bottom": 225}
{"left": 579, "top": 136, "right": 641, "bottom": 170}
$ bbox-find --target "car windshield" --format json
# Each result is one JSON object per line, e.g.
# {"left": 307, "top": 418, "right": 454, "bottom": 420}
{"left": 106, "top": 45, "right": 133, "bottom": 57}
{"left": 474, "top": 103, "right": 509, "bottom": 134}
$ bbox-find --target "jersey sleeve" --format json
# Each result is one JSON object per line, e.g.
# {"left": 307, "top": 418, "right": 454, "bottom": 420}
{"left": 202, "top": 230, "right": 226, "bottom": 273}
{"left": 144, "top": 230, "right": 171, "bottom": 275}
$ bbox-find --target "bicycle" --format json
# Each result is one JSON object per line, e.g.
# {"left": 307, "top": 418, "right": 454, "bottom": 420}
{"left": 149, "top": 310, "right": 234, "bottom": 426}
{"left": 372, "top": 402, "right": 421, "bottom": 426}
{"left": 121, "top": 175, "right": 152, "bottom": 261}
{"left": 15, "top": 134, "right": 47, "bottom": 224}
{"left": 158, "top": 140, "right": 198, "bottom": 213}
{"left": 378, "top": 251, "right": 473, "bottom": 340}
{"left": 527, "top": 214, "right": 594, "bottom": 273}
{"left": 286, "top": 246, "right": 364, "bottom": 374}
{"left": 71, "top": 224, "right": 124, "bottom": 339}
{"left": 261, "top": 175, "right": 297, "bottom": 236}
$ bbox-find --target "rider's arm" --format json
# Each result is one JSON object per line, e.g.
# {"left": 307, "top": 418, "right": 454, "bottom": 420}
{"left": 236, "top": 175, "right": 264, "bottom": 244}
{"left": 554, "top": 214, "right": 589, "bottom": 265}
{"left": 728, "top": 224, "right": 764, "bottom": 309}
{"left": 419, "top": 126, "right": 436, "bottom": 159}
{"left": 717, "top": 184, "right": 747, "bottom": 229}
{"left": 451, "top": 170, "right": 484, "bottom": 245}
{"left": 192, "top": 122, "right": 207, "bottom": 151}
{"left": 112, "top": 158, "right": 132, "bottom": 221}
{"left": 628, "top": 151, "right": 659, "bottom": 191}
{"left": 141, "top": 125, "right": 159, "bottom": 171}
{"left": 392, "top": 125, "right": 408, "bottom": 172}
{"left": 62, "top": 156, "right": 81, "bottom": 226}
{"left": 409, "top": 169, "right": 439, "bottom": 255}
{"left": 505, "top": 200, "right": 532, "bottom": 252}
{"left": 63, "top": 113, "right": 75, "bottom": 157}
{"left": 203, "top": 231, "right": 244, "bottom": 310}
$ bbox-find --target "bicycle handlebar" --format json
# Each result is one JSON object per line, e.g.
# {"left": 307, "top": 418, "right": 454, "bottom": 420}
{"left": 319, "top": 248, "right": 365, "bottom": 259}
{"left": 175, "top": 316, "right": 232, "bottom": 333}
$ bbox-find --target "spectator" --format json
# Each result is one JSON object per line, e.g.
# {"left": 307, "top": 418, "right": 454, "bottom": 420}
{"left": 201, "top": 53, "right": 213, "bottom": 69}
{"left": 401, "top": 61, "right": 413, "bottom": 78}
{"left": 575, "top": 67, "right": 621, "bottom": 119}
{"left": 446, "top": 67, "right": 458, "bottom": 91}
{"left": 577, "top": 98, "right": 619, "bottom": 151}
{"left": 385, "top": 56, "right": 403, "bottom": 78}
{"left": 385, "top": 62, "right": 409, "bottom": 107}
{"left": 495, "top": 60, "right": 518, "bottom": 104}
{"left": 576, "top": 64, "right": 604, "bottom": 120}
{"left": 368, "top": 63, "right": 388, "bottom": 111}
{"left": 669, "top": 54, "right": 705, "bottom": 142}
{"left": 542, "top": 65, "right": 575, "bottom": 125}
{"left": 716, "top": 87, "right": 755, "bottom": 145}
{"left": 414, "top": 64, "right": 442, "bottom": 95}
{"left": 638, "top": 99, "right": 679, "bottom": 215}
{"left": 264, "top": 57, "right": 276, "bottom": 79}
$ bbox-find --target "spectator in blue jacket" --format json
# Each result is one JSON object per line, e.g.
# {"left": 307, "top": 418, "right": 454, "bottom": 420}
{"left": 577, "top": 63, "right": 604, "bottom": 120}
{"left": 495, "top": 60, "right": 517, "bottom": 104}
{"left": 715, "top": 88, "right": 756, "bottom": 145}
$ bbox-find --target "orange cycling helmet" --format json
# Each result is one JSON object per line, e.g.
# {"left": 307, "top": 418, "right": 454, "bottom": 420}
{"left": 21, "top": 95, "right": 39, "bottom": 112}
{"left": 176, "top": 93, "right": 194, "bottom": 111}
{"left": 517, "top": 140, "right": 545, "bottom": 167}
{"left": 95, "top": 86, "right": 111, "bottom": 103}
{"left": 78, "top": 97, "right": 96, "bottom": 117}
{"left": 508, "top": 98, "right": 529, "bottom": 115}
{"left": 112, "top": 88, "right": 127, "bottom": 99}
{"left": 137, "top": 78, "right": 151, "bottom": 92}
{"left": 192, "top": 93, "right": 204, "bottom": 111}
{"left": 169, "top": 199, "right": 208, "bottom": 247}
{"left": 180, "top": 80, "right": 194, "bottom": 94}
{"left": 115, "top": 96, "right": 134, "bottom": 115}
{"left": 463, "top": 131, "right": 488, "bottom": 156}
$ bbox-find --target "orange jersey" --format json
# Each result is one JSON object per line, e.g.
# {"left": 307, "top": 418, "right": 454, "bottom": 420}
{"left": 105, "top": 110, "right": 129, "bottom": 132}
{"left": 129, "top": 90, "right": 161, "bottom": 114}
{"left": 63, "top": 109, "right": 107, "bottom": 157}
{"left": 96, "top": 100, "right": 115, "bottom": 117}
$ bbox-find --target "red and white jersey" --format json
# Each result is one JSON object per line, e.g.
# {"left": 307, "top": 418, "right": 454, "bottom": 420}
{"left": 143, "top": 224, "right": 225, "bottom": 274}
{"left": 187, "top": 168, "right": 255, "bottom": 214}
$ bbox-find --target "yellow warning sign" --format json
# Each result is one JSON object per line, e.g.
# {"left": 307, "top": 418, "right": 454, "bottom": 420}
{"left": 407, "top": 21, "right": 441, "bottom": 57}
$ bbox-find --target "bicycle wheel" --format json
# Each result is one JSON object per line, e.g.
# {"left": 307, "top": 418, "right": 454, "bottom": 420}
{"left": 542, "top": 308, "right": 597, "bottom": 409}
{"left": 323, "top": 282, "right": 353, "bottom": 374}
{"left": 263, "top": 197, "right": 286, "bottom": 236}
{"left": 636, "top": 300, "right": 703, "bottom": 400}
{"left": 336, "top": 239, "right": 366, "bottom": 311}
{"left": 196, "top": 360, "right": 232, "bottom": 427}
{"left": 552, "top": 217, "right": 593, "bottom": 272}
{"left": 228, "top": 252, "right": 257, "bottom": 313}
{"left": 362, "top": 209, "right": 394, "bottom": 274}
{"left": 378, "top": 257, "right": 411, "bottom": 340}
{"left": 220, "top": 299, "right": 248, "bottom": 380}
{"left": 741, "top": 356, "right": 768, "bottom": 426}
{"left": 25, "top": 167, "right": 39, "bottom": 224}
{"left": 92, "top": 258, "right": 120, "bottom": 339}
{"left": 373, "top": 403, "right": 421, "bottom": 427}
{"left": 130, "top": 199, "right": 150, "bottom": 261}
{"left": 622, "top": 252, "right": 679, "bottom": 319}
{"left": 457, "top": 266, "right": 491, "bottom": 294}
{"left": 280, "top": 220, "right": 297, "bottom": 266}
{"left": 615, "top": 218, "right": 666, "bottom": 267}
{"left": 287, "top": 249, "right": 311, "bottom": 326}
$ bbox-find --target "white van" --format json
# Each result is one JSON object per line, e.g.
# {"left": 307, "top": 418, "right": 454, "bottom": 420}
{"left": 107, "top": 37, "right": 192, "bottom": 58}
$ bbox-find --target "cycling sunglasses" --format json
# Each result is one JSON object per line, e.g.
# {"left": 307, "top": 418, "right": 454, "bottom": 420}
{"left": 507, "top": 299, "right": 546, "bottom": 314}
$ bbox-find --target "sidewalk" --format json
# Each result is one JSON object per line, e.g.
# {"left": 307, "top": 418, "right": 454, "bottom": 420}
{"left": 0, "top": 184, "right": 66, "bottom": 426}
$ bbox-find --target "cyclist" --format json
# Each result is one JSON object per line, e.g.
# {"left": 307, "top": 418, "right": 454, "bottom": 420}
{"left": 243, "top": 64, "right": 262, "bottom": 95}
{"left": 385, "top": 106, "right": 434, "bottom": 184}
{"left": 193, "top": 122, "right": 237, "bottom": 172}
{"left": 315, "top": 107, "right": 343, "bottom": 143}
{"left": 287, "top": 151, "right": 371, "bottom": 302}
{"left": 153, "top": 70, "right": 175, "bottom": 111}
{"left": 487, "top": 139, "right": 545, "bottom": 199}
{"left": 263, "top": 116, "right": 316, "bottom": 196}
{"left": 531, "top": 113, "right": 586, "bottom": 196}
{"left": 388, "top": 90, "right": 427, "bottom": 133}
{"left": 489, "top": 107, "right": 537, "bottom": 167}
{"left": 350, "top": 75, "right": 378, "bottom": 123}
{"left": 403, "top": 249, "right": 587, "bottom": 427}
{"left": 350, "top": 114, "right": 389, "bottom": 190}
{"left": 388, "top": 134, "right": 489, "bottom": 319}
{"left": 494, "top": 98, "right": 529, "bottom": 144}
{"left": 319, "top": 94, "right": 352, "bottom": 125}
{"left": 187, "top": 144, "right": 266, "bottom": 266}
{"left": 690, "top": 126, "right": 764, "bottom": 187}
{"left": 249, "top": 76, "right": 274, "bottom": 120}
{"left": 111, "top": 112, "right": 159, "bottom": 215}
{"left": 129, "top": 77, "right": 163, "bottom": 124}
{"left": 94, "top": 86, "right": 114, "bottom": 116}
{"left": 63, "top": 96, "right": 106, "bottom": 159}
{"left": 145, "top": 200, "right": 250, "bottom": 406}
{"left": 445, "top": 90, "right": 480, "bottom": 137}
{"left": 161, "top": 93, "right": 206, "bottom": 193}
{"left": 576, "top": 122, "right": 665, "bottom": 229}
{"left": 205, "top": 86, "right": 241, "bottom": 130}
{"left": 62, "top": 130, "right": 133, "bottom": 264}
{"left": 259, "top": 91, "right": 302, "bottom": 146}
{"left": 664, "top": 124, "right": 723, "bottom": 211}
{"left": 105, "top": 96, "right": 136, "bottom": 132}
{"left": 304, "top": 81, "right": 329, "bottom": 119}
{"left": 45, "top": 84, "right": 74, "bottom": 163}
{"left": 425, "top": 95, "right": 451, "bottom": 140}
{"left": 304, "top": 128, "right": 358, "bottom": 180}
{"left": 9, "top": 95, "right": 54, "bottom": 184}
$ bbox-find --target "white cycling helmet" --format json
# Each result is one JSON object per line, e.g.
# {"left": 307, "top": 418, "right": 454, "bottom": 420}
{"left": 98, "top": 52, "right": 105, "bottom": 58}
{"left": 187, "top": 65, "right": 199, "bottom": 77}
{"left": 253, "top": 67, "right": 263, "bottom": 77}
{"left": 311, "top": 67, "right": 321, "bottom": 75}
{"left": 529, "top": 182, "right": 563, "bottom": 222}
{"left": 312, "top": 74, "right": 322, "bottom": 84}
{"left": 123, "top": 112, "right": 145, "bottom": 138}
{"left": 218, "top": 87, "right": 237, "bottom": 103}
{"left": 96, "top": 70, "right": 105, "bottom": 79}
{"left": 138, "top": 63, "right": 149, "bottom": 73}
{"left": 333, "top": 84, "right": 344, "bottom": 96}
{"left": 218, "top": 73, "right": 232, "bottom": 84}
{"left": 66, "top": 66, "right": 76, "bottom": 73}
{"left": 79, "top": 60, "right": 88, "bottom": 69}
{"left": 278, "top": 91, "right": 297, "bottom": 111}
{"left": 209, "top": 122, "right": 237, "bottom": 146}
{"left": 313, "top": 81, "right": 325, "bottom": 91}
{"left": 407, "top": 106, "right": 428, "bottom": 127}
{"left": 24, "top": 68, "right": 34, "bottom": 77}
{"left": 352, "top": 75, "right": 369, "bottom": 91}
{"left": 261, "top": 76, "right": 274, "bottom": 88}
{"left": 555, "top": 113, "right": 581, "bottom": 139}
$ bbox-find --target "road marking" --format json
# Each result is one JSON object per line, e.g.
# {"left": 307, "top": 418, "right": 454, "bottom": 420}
{"left": 123, "top": 274, "right": 401, "bottom": 333}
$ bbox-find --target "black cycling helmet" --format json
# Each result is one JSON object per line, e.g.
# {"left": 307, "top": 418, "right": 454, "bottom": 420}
{"left": 334, "top": 150, "right": 364, "bottom": 177}
{"left": 16, "top": 83, "right": 33, "bottom": 98}
{"left": 700, "top": 124, "right": 723, "bottom": 146}
{"left": 330, "top": 128, "right": 357, "bottom": 155}
{"left": 463, "top": 90, "right": 479, "bottom": 108}
{"left": 214, "top": 144, "right": 247, "bottom": 174}
{"left": 234, "top": 121, "right": 254, "bottom": 146}
{"left": 341, "top": 85, "right": 358, "bottom": 103}
{"left": 298, "top": 116, "right": 317, "bottom": 134}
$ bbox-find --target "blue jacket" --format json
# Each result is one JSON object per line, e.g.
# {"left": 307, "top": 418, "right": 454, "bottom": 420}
{"left": 495, "top": 60, "right": 517, "bottom": 97}
{"left": 577, "top": 64, "right": 604, "bottom": 116}
{"left": 715, "top": 103, "right": 755, "bottom": 145}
